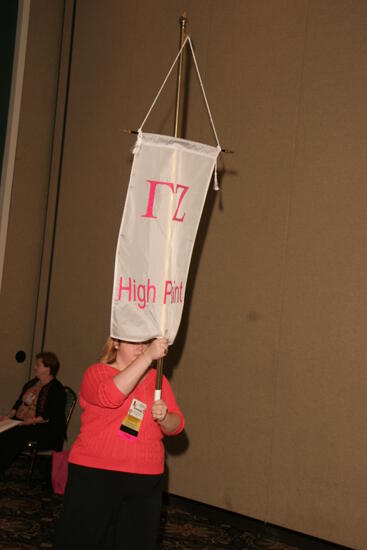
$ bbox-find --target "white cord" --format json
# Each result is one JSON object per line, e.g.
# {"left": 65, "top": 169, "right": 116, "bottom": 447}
{"left": 138, "top": 36, "right": 190, "bottom": 132}
{"left": 138, "top": 36, "right": 222, "bottom": 150}
{"left": 186, "top": 37, "right": 221, "bottom": 148}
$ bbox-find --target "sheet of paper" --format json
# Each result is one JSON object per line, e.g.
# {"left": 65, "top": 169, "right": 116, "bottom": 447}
{"left": 0, "top": 418, "right": 22, "bottom": 433}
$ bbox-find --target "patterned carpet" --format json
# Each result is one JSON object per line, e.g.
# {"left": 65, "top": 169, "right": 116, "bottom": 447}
{"left": 0, "top": 458, "right": 347, "bottom": 550}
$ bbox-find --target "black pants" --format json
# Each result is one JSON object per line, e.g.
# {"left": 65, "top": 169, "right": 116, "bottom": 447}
{"left": 54, "top": 464, "right": 164, "bottom": 550}
{"left": 0, "top": 423, "right": 57, "bottom": 473}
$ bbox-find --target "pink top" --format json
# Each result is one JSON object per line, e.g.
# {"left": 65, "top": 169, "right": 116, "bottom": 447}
{"left": 69, "top": 364, "right": 184, "bottom": 474}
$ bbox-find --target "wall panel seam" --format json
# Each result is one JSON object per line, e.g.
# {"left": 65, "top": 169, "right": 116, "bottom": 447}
{"left": 264, "top": 0, "right": 311, "bottom": 524}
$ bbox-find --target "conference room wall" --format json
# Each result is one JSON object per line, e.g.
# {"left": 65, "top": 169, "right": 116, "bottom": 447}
{"left": 2, "top": 1, "right": 367, "bottom": 548}
{"left": 0, "top": 0, "right": 65, "bottom": 411}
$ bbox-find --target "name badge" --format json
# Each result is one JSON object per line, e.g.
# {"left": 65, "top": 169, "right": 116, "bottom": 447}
{"left": 118, "top": 398, "right": 147, "bottom": 442}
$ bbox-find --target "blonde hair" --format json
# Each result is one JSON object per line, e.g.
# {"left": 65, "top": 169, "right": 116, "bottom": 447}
{"left": 100, "top": 337, "right": 120, "bottom": 364}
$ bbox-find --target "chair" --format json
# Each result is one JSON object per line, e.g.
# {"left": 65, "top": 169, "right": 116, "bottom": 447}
{"left": 24, "top": 385, "right": 77, "bottom": 478}
{"left": 63, "top": 386, "right": 77, "bottom": 426}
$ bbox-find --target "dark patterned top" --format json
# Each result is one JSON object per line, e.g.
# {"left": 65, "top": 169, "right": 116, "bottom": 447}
{"left": 13, "top": 377, "right": 67, "bottom": 439}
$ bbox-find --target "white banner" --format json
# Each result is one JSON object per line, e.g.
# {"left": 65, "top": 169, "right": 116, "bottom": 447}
{"left": 111, "top": 132, "right": 220, "bottom": 345}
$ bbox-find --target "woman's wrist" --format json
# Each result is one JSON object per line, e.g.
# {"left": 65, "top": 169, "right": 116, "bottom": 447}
{"left": 142, "top": 350, "right": 153, "bottom": 367}
{"left": 158, "top": 410, "right": 168, "bottom": 424}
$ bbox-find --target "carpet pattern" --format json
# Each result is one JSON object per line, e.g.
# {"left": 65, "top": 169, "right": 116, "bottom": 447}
{"left": 158, "top": 504, "right": 298, "bottom": 549}
{"left": 0, "top": 459, "right": 347, "bottom": 550}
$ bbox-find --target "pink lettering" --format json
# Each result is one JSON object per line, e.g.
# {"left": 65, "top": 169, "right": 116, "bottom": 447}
{"left": 172, "top": 184, "right": 189, "bottom": 222}
{"left": 118, "top": 277, "right": 156, "bottom": 310}
{"left": 147, "top": 279, "right": 156, "bottom": 304}
{"left": 163, "top": 280, "right": 184, "bottom": 304}
{"left": 118, "top": 277, "right": 132, "bottom": 301}
{"left": 141, "top": 180, "right": 174, "bottom": 219}
{"left": 141, "top": 180, "right": 189, "bottom": 222}
{"left": 163, "top": 281, "right": 172, "bottom": 305}
{"left": 137, "top": 284, "right": 146, "bottom": 309}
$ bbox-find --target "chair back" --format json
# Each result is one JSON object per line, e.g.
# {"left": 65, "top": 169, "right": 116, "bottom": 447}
{"left": 64, "top": 386, "right": 77, "bottom": 426}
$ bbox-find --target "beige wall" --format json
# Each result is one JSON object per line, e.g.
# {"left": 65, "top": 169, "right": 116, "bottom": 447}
{"left": 1, "top": 1, "right": 367, "bottom": 547}
{"left": 0, "top": 0, "right": 65, "bottom": 409}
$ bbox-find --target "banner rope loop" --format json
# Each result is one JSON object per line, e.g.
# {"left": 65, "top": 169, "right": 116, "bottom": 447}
{"left": 138, "top": 36, "right": 221, "bottom": 152}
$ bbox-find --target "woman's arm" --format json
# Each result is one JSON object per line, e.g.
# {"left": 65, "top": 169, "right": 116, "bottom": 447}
{"left": 23, "top": 415, "right": 47, "bottom": 426}
{"left": 113, "top": 339, "right": 167, "bottom": 395}
{"left": 80, "top": 339, "right": 167, "bottom": 408}
{"left": 0, "top": 379, "right": 38, "bottom": 420}
{"left": 39, "top": 381, "right": 66, "bottom": 424}
{"left": 151, "top": 401, "right": 182, "bottom": 433}
{"left": 159, "top": 413, "right": 182, "bottom": 433}
{"left": 1, "top": 408, "right": 17, "bottom": 419}
{"left": 81, "top": 339, "right": 168, "bottom": 408}
{"left": 151, "top": 376, "right": 185, "bottom": 435}
{"left": 11, "top": 379, "right": 36, "bottom": 415}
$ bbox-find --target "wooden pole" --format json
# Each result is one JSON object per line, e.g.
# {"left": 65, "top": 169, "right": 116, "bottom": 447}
{"left": 155, "top": 13, "right": 187, "bottom": 399}
{"left": 173, "top": 12, "right": 187, "bottom": 139}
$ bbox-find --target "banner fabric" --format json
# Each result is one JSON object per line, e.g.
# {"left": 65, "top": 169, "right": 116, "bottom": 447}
{"left": 111, "top": 132, "right": 220, "bottom": 345}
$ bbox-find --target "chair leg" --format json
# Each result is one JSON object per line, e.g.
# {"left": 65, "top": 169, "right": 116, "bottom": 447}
{"left": 28, "top": 449, "right": 38, "bottom": 480}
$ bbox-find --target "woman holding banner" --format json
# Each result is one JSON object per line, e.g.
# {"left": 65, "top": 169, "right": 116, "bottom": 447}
{"left": 55, "top": 336, "right": 184, "bottom": 550}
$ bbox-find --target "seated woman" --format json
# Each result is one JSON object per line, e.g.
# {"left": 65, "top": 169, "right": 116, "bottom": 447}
{"left": 0, "top": 351, "right": 66, "bottom": 474}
